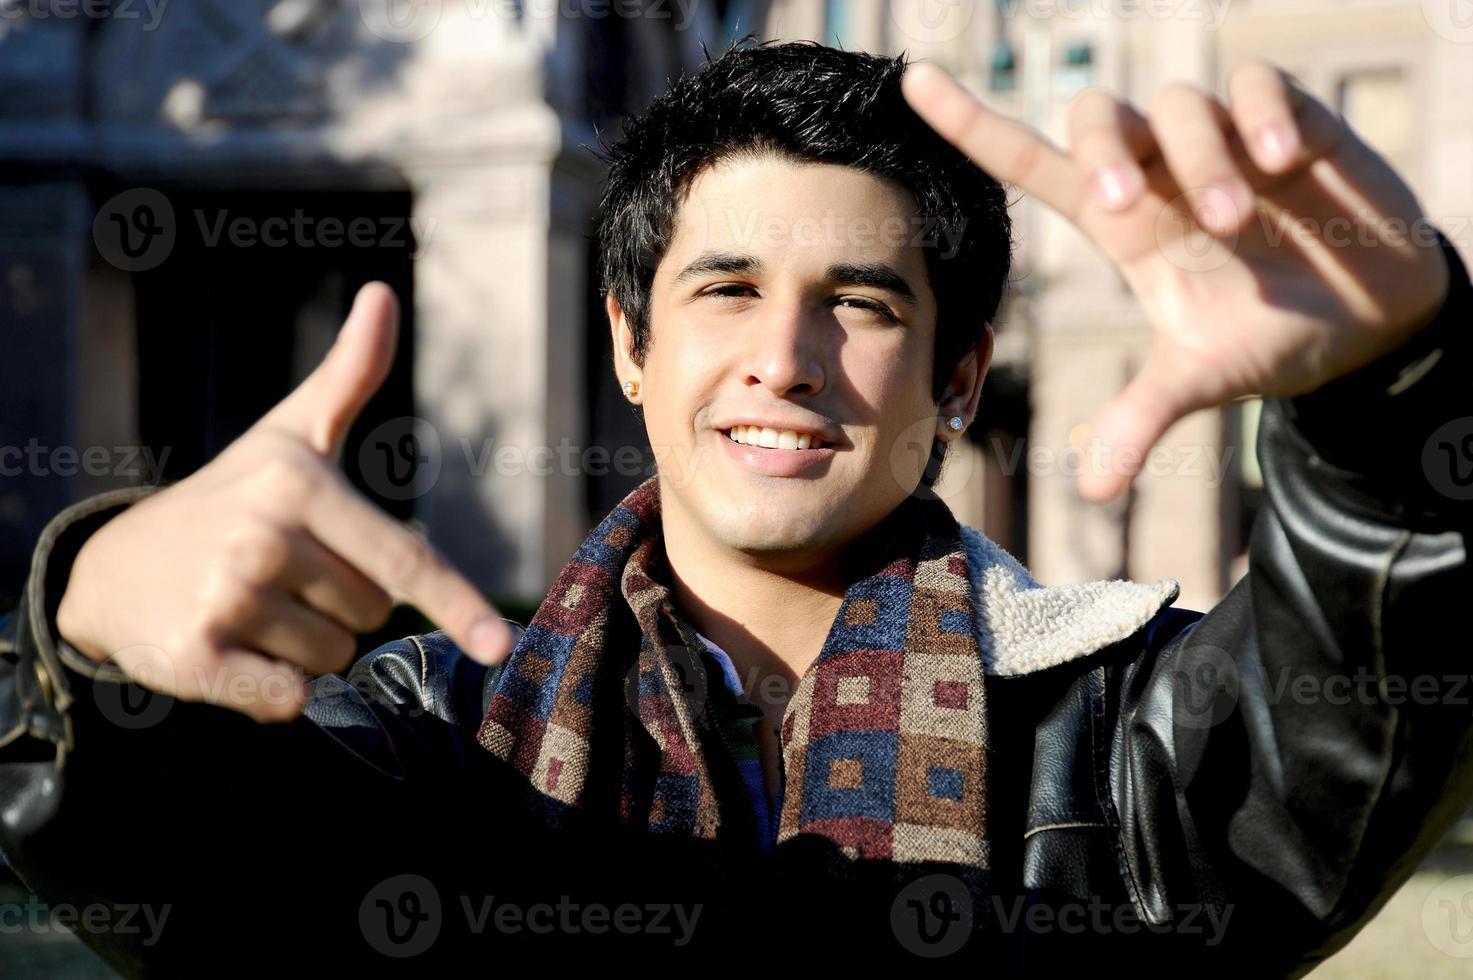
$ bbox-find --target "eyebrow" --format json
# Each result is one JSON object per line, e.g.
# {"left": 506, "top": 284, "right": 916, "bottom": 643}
{"left": 671, "top": 251, "right": 762, "bottom": 285}
{"left": 672, "top": 252, "right": 921, "bottom": 307}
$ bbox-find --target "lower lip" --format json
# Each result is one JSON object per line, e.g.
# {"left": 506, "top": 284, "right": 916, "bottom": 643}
{"left": 719, "top": 432, "right": 837, "bottom": 477}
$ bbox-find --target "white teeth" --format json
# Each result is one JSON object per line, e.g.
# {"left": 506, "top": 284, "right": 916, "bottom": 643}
{"left": 727, "top": 426, "right": 825, "bottom": 449}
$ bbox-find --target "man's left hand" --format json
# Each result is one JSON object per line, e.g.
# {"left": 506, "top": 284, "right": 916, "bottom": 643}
{"left": 903, "top": 61, "right": 1452, "bottom": 502}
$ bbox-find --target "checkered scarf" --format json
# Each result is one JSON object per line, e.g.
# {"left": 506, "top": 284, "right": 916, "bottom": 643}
{"left": 476, "top": 477, "right": 992, "bottom": 895}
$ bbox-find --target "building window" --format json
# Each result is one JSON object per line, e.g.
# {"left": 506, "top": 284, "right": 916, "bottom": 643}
{"left": 1056, "top": 41, "right": 1093, "bottom": 96}
{"left": 720, "top": 0, "right": 755, "bottom": 43}
{"left": 990, "top": 40, "right": 1017, "bottom": 92}
{"left": 824, "top": 0, "right": 850, "bottom": 46}
{"left": 1337, "top": 68, "right": 1412, "bottom": 164}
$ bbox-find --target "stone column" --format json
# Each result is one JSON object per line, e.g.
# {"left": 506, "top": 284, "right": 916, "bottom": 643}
{"left": 408, "top": 161, "right": 540, "bottom": 602}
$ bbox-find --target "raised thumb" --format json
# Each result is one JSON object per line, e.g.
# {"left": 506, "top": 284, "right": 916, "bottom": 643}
{"left": 259, "top": 282, "right": 400, "bottom": 458}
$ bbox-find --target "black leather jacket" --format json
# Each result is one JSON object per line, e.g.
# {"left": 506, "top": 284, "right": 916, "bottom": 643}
{"left": 2, "top": 237, "right": 1471, "bottom": 976}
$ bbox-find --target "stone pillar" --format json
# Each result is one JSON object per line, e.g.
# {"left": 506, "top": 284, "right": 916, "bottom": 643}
{"left": 409, "top": 163, "right": 539, "bottom": 602}
{"left": 408, "top": 145, "right": 594, "bottom": 604}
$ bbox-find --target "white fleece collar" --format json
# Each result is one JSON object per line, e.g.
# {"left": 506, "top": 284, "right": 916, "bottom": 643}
{"left": 961, "top": 525, "right": 1181, "bottom": 677}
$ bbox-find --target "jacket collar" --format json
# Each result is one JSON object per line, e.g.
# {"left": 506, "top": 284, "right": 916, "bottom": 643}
{"left": 961, "top": 525, "right": 1181, "bottom": 677}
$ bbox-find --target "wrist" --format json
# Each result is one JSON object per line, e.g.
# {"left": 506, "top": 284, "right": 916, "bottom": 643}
{"left": 54, "top": 534, "right": 115, "bottom": 666}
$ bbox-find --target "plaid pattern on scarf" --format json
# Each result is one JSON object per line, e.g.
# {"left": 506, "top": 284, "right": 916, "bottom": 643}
{"left": 476, "top": 477, "right": 991, "bottom": 889}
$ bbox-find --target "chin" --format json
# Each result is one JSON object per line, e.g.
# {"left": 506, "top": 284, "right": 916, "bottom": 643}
{"left": 699, "top": 496, "right": 853, "bottom": 558}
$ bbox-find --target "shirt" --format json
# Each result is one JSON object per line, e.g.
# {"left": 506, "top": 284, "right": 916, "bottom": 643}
{"left": 695, "top": 632, "right": 785, "bottom": 852}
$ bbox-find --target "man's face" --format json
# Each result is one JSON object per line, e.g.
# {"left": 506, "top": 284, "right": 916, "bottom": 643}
{"left": 612, "top": 154, "right": 984, "bottom": 567}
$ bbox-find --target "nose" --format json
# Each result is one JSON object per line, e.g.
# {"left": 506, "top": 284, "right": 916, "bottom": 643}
{"left": 739, "top": 298, "right": 827, "bottom": 398}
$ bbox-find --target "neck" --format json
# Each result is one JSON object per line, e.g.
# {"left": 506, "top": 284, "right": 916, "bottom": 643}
{"left": 660, "top": 508, "right": 849, "bottom": 732}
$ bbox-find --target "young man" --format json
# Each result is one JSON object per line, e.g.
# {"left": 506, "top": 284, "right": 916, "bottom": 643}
{"left": 2, "top": 42, "right": 1470, "bottom": 973}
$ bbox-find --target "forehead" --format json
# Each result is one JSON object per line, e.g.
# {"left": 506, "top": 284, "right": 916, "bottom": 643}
{"left": 659, "top": 155, "right": 928, "bottom": 276}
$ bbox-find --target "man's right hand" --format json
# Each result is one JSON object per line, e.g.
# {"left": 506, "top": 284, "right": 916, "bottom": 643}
{"left": 54, "top": 283, "right": 515, "bottom": 723}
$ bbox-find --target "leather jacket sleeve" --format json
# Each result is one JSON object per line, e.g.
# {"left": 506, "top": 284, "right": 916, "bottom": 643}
{"left": 1107, "top": 231, "right": 1473, "bottom": 975}
{"left": 0, "top": 488, "right": 534, "bottom": 975}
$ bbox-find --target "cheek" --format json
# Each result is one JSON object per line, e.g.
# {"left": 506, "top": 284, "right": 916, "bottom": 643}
{"left": 641, "top": 336, "right": 723, "bottom": 435}
{"left": 843, "top": 335, "right": 934, "bottom": 418}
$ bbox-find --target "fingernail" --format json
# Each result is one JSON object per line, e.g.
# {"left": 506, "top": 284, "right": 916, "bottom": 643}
{"left": 469, "top": 617, "right": 512, "bottom": 661}
{"left": 1093, "top": 163, "right": 1143, "bottom": 210}
{"left": 1255, "top": 122, "right": 1298, "bottom": 170}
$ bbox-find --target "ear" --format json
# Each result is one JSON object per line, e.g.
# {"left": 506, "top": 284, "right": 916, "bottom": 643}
{"left": 606, "top": 291, "right": 641, "bottom": 401}
{"left": 936, "top": 325, "right": 993, "bottom": 442}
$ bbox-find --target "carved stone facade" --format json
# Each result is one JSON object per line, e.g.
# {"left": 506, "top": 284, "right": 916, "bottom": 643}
{"left": 0, "top": 0, "right": 713, "bottom": 602}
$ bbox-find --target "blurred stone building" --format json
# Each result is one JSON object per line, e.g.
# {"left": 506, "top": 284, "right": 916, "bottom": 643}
{"left": 0, "top": 0, "right": 716, "bottom": 604}
{"left": 1, "top": 0, "right": 1468, "bottom": 614}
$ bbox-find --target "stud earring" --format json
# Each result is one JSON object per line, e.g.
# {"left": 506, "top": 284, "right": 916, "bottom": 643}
{"left": 623, "top": 380, "right": 639, "bottom": 399}
{"left": 947, "top": 416, "right": 964, "bottom": 432}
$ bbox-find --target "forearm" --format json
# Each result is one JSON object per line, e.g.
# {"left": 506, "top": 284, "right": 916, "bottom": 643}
{"left": 1110, "top": 231, "right": 1473, "bottom": 972}
{"left": 0, "top": 492, "right": 528, "bottom": 973}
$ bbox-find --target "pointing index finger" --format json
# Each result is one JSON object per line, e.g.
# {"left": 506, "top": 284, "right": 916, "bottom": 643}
{"left": 304, "top": 472, "right": 515, "bottom": 664}
{"left": 902, "top": 62, "right": 1083, "bottom": 219}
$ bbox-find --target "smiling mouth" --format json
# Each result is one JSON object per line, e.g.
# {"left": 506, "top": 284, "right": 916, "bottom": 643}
{"left": 723, "top": 425, "right": 833, "bottom": 450}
